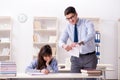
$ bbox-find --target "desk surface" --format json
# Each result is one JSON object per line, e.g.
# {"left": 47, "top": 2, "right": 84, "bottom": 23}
{"left": 58, "top": 63, "right": 114, "bottom": 71}
{"left": 0, "top": 73, "right": 102, "bottom": 79}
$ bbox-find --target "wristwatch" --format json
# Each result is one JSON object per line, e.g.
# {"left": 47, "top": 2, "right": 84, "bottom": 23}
{"left": 78, "top": 41, "right": 84, "bottom": 45}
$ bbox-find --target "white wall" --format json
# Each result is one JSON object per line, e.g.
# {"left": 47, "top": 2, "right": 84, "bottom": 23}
{"left": 118, "top": 20, "right": 120, "bottom": 79}
{"left": 0, "top": 0, "right": 120, "bottom": 79}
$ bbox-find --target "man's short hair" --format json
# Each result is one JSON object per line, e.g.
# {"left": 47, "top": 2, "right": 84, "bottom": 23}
{"left": 64, "top": 6, "right": 77, "bottom": 16}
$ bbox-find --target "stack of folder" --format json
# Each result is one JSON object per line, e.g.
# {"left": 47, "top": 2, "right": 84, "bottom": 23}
{"left": 0, "top": 61, "right": 16, "bottom": 77}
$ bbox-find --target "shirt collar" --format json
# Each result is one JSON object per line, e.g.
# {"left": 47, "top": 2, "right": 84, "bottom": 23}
{"left": 76, "top": 18, "right": 81, "bottom": 26}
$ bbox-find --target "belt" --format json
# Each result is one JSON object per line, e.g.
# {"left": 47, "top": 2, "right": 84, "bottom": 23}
{"left": 79, "top": 51, "right": 95, "bottom": 56}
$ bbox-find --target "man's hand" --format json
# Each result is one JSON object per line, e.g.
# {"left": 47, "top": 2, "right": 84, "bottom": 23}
{"left": 70, "top": 42, "right": 79, "bottom": 47}
{"left": 78, "top": 41, "right": 84, "bottom": 46}
{"left": 62, "top": 44, "right": 72, "bottom": 51}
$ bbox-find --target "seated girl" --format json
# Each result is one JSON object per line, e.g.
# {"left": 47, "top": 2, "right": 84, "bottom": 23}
{"left": 26, "top": 44, "right": 58, "bottom": 74}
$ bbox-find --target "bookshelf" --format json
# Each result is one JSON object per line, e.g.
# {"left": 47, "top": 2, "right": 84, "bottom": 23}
{"left": 33, "top": 17, "right": 58, "bottom": 59}
{"left": 0, "top": 16, "right": 12, "bottom": 61}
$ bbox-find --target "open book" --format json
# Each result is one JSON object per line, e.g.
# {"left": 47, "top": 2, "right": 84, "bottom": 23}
{"left": 26, "top": 70, "right": 45, "bottom": 75}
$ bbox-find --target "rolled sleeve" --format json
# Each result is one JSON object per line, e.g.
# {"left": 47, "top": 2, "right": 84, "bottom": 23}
{"left": 47, "top": 58, "right": 58, "bottom": 73}
{"left": 59, "top": 28, "right": 69, "bottom": 47}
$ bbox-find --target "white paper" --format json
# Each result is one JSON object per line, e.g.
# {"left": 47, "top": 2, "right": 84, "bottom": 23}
{"left": 68, "top": 46, "right": 81, "bottom": 57}
{"left": 27, "top": 70, "right": 45, "bottom": 75}
{"left": 27, "top": 72, "right": 45, "bottom": 75}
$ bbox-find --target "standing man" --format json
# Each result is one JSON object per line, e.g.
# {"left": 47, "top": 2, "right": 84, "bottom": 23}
{"left": 59, "top": 6, "right": 97, "bottom": 74}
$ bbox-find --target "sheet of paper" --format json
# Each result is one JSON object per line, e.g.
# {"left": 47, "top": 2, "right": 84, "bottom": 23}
{"left": 27, "top": 71, "right": 45, "bottom": 75}
{"left": 26, "top": 70, "right": 45, "bottom": 75}
{"left": 68, "top": 46, "right": 81, "bottom": 57}
{"left": 28, "top": 72, "right": 45, "bottom": 75}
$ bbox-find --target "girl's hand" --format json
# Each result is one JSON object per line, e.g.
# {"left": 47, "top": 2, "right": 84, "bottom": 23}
{"left": 41, "top": 69, "right": 49, "bottom": 74}
{"left": 46, "top": 56, "right": 52, "bottom": 66}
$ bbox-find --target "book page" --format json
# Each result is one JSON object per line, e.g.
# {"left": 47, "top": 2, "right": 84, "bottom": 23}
{"left": 27, "top": 72, "right": 45, "bottom": 75}
{"left": 27, "top": 71, "right": 45, "bottom": 75}
{"left": 67, "top": 46, "right": 80, "bottom": 57}
{"left": 48, "top": 36, "right": 56, "bottom": 43}
{"left": 26, "top": 70, "right": 45, "bottom": 75}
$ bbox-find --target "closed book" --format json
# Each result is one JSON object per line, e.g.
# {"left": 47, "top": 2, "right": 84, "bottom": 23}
{"left": 81, "top": 69, "right": 102, "bottom": 74}
{"left": 0, "top": 73, "right": 16, "bottom": 77}
{"left": 81, "top": 73, "right": 102, "bottom": 76}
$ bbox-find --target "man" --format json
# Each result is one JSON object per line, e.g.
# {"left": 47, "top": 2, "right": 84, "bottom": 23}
{"left": 59, "top": 6, "right": 97, "bottom": 74}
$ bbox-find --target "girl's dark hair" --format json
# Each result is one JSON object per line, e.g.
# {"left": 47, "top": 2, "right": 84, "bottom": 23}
{"left": 64, "top": 6, "right": 77, "bottom": 16}
{"left": 37, "top": 44, "right": 52, "bottom": 70}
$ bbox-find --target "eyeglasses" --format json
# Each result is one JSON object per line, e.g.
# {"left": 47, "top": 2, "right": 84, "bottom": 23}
{"left": 66, "top": 14, "right": 76, "bottom": 20}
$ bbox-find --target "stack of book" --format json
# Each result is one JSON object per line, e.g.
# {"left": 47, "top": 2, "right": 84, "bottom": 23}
{"left": 0, "top": 61, "right": 16, "bottom": 77}
{"left": 81, "top": 69, "right": 102, "bottom": 76}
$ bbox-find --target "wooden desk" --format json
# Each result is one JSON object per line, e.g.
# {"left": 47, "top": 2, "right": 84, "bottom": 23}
{"left": 0, "top": 73, "right": 102, "bottom": 80}
{"left": 58, "top": 63, "right": 114, "bottom": 80}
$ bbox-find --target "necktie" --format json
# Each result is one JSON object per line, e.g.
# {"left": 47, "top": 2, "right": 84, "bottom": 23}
{"left": 74, "top": 24, "right": 78, "bottom": 42}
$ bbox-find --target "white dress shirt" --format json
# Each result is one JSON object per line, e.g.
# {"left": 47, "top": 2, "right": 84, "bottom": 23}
{"left": 59, "top": 18, "right": 96, "bottom": 54}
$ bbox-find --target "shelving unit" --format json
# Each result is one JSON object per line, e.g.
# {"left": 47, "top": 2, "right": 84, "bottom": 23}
{"left": 0, "top": 16, "right": 12, "bottom": 61}
{"left": 118, "top": 19, "right": 120, "bottom": 80}
{"left": 33, "top": 17, "right": 58, "bottom": 59}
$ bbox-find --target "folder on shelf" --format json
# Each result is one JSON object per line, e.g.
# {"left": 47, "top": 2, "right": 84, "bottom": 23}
{"left": 0, "top": 38, "right": 10, "bottom": 43}
{"left": 34, "top": 21, "right": 41, "bottom": 29}
{"left": 1, "top": 48, "right": 10, "bottom": 55}
{"left": 33, "top": 33, "right": 40, "bottom": 42}
{"left": 48, "top": 36, "right": 56, "bottom": 43}
{"left": 52, "top": 48, "right": 56, "bottom": 56}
